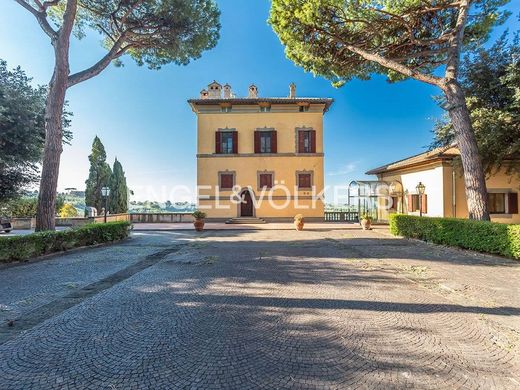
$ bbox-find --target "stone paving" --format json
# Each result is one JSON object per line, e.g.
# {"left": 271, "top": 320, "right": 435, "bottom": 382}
{"left": 0, "top": 227, "right": 519, "bottom": 389}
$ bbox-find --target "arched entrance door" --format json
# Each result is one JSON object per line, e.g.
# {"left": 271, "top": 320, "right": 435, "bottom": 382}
{"left": 240, "top": 190, "right": 254, "bottom": 217}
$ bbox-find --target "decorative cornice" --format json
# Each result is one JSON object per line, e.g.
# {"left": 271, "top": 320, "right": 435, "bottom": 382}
{"left": 197, "top": 153, "right": 324, "bottom": 158}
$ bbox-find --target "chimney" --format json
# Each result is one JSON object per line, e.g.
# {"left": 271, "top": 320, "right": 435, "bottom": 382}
{"left": 200, "top": 89, "right": 208, "bottom": 99}
{"left": 207, "top": 81, "right": 222, "bottom": 98}
{"left": 289, "top": 82, "right": 296, "bottom": 98}
{"left": 248, "top": 84, "right": 258, "bottom": 98}
{"left": 223, "top": 84, "right": 232, "bottom": 99}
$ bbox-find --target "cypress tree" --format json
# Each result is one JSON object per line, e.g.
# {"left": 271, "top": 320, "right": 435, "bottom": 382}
{"left": 85, "top": 136, "right": 112, "bottom": 214}
{"left": 109, "top": 158, "right": 129, "bottom": 214}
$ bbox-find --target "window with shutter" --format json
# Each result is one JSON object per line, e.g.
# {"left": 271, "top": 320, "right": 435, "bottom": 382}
{"left": 232, "top": 131, "right": 238, "bottom": 154}
{"left": 260, "top": 132, "right": 272, "bottom": 153}
{"left": 297, "top": 130, "right": 315, "bottom": 153}
{"left": 271, "top": 131, "right": 277, "bottom": 153}
{"left": 420, "top": 194, "right": 428, "bottom": 214}
{"left": 215, "top": 132, "right": 222, "bottom": 154}
{"left": 298, "top": 173, "right": 312, "bottom": 189}
{"left": 254, "top": 131, "right": 261, "bottom": 153}
{"left": 508, "top": 193, "right": 518, "bottom": 214}
{"left": 259, "top": 173, "right": 273, "bottom": 189}
{"left": 488, "top": 193, "right": 506, "bottom": 213}
{"left": 219, "top": 174, "right": 234, "bottom": 189}
{"left": 408, "top": 195, "right": 421, "bottom": 212}
{"left": 219, "top": 131, "right": 234, "bottom": 154}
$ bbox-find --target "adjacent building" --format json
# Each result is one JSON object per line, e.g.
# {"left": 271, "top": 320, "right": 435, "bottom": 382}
{"left": 365, "top": 146, "right": 520, "bottom": 223}
{"left": 188, "top": 82, "right": 333, "bottom": 221}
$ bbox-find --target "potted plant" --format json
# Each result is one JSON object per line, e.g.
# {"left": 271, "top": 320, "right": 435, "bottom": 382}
{"left": 192, "top": 210, "right": 207, "bottom": 231}
{"left": 360, "top": 212, "right": 372, "bottom": 230}
{"left": 294, "top": 214, "right": 304, "bottom": 231}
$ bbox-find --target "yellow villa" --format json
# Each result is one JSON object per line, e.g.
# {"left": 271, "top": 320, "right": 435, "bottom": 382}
{"left": 188, "top": 81, "right": 333, "bottom": 221}
{"left": 364, "top": 146, "right": 520, "bottom": 223}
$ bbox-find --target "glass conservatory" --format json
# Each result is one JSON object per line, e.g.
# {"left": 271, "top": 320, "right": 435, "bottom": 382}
{"left": 347, "top": 180, "right": 404, "bottom": 222}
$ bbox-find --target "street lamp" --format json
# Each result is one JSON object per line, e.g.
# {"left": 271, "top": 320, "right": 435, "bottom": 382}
{"left": 416, "top": 182, "right": 426, "bottom": 217}
{"left": 101, "top": 186, "right": 110, "bottom": 223}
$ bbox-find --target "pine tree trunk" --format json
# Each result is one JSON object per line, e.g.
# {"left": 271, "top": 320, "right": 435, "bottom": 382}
{"left": 444, "top": 81, "right": 490, "bottom": 221}
{"left": 35, "top": 45, "right": 69, "bottom": 231}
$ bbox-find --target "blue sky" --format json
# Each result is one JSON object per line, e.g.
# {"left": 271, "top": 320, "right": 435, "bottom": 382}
{"left": 1, "top": 1, "right": 518, "bottom": 203}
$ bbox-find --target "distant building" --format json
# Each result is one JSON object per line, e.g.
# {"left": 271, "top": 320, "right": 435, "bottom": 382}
{"left": 365, "top": 146, "right": 519, "bottom": 223}
{"left": 188, "top": 81, "right": 333, "bottom": 221}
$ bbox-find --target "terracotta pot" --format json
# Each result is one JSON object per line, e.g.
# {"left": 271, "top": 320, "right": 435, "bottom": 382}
{"left": 193, "top": 219, "right": 205, "bottom": 231}
{"left": 294, "top": 221, "right": 304, "bottom": 231}
{"left": 360, "top": 218, "right": 371, "bottom": 230}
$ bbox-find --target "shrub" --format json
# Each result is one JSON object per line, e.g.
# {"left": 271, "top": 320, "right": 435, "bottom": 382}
{"left": 389, "top": 214, "right": 520, "bottom": 259}
{"left": 59, "top": 203, "right": 79, "bottom": 218}
{"left": 192, "top": 210, "right": 207, "bottom": 219}
{"left": 0, "top": 221, "right": 131, "bottom": 263}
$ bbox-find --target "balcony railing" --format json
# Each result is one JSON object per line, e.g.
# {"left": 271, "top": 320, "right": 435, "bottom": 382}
{"left": 324, "top": 211, "right": 359, "bottom": 222}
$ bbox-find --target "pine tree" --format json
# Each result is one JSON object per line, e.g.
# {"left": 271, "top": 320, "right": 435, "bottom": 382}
{"left": 109, "top": 158, "right": 129, "bottom": 214}
{"left": 85, "top": 136, "right": 112, "bottom": 214}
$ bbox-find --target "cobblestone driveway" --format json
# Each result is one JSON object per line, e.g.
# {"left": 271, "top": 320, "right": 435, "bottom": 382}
{"left": 0, "top": 228, "right": 519, "bottom": 389}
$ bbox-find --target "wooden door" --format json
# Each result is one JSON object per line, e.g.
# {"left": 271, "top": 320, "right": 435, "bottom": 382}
{"left": 241, "top": 191, "right": 253, "bottom": 217}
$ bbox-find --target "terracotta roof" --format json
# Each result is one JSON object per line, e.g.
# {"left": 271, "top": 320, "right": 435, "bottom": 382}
{"left": 187, "top": 97, "right": 334, "bottom": 111}
{"left": 365, "top": 146, "right": 460, "bottom": 175}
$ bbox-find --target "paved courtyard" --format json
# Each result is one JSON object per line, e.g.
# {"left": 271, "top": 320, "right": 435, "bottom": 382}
{"left": 0, "top": 226, "right": 519, "bottom": 389}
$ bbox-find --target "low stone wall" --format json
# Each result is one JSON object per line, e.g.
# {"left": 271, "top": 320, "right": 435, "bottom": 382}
{"left": 130, "top": 213, "right": 192, "bottom": 223}
{"left": 93, "top": 214, "right": 131, "bottom": 223}
{"left": 11, "top": 218, "right": 35, "bottom": 229}
{"left": 55, "top": 218, "right": 92, "bottom": 227}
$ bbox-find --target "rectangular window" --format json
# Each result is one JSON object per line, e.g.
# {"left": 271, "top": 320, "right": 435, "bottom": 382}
{"left": 221, "top": 132, "right": 234, "bottom": 154}
{"left": 259, "top": 173, "right": 273, "bottom": 189}
{"left": 488, "top": 193, "right": 506, "bottom": 214}
{"left": 221, "top": 106, "right": 231, "bottom": 113}
{"left": 260, "top": 106, "right": 271, "bottom": 112}
{"left": 255, "top": 130, "right": 277, "bottom": 154}
{"left": 298, "top": 173, "right": 312, "bottom": 189}
{"left": 391, "top": 197, "right": 398, "bottom": 210}
{"left": 299, "top": 105, "right": 309, "bottom": 112}
{"left": 408, "top": 194, "right": 427, "bottom": 214}
{"left": 260, "top": 132, "right": 272, "bottom": 153}
{"left": 297, "top": 130, "right": 315, "bottom": 153}
{"left": 219, "top": 173, "right": 234, "bottom": 190}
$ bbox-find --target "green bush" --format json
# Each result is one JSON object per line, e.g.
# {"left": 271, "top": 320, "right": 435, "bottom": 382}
{"left": 0, "top": 221, "right": 131, "bottom": 263}
{"left": 389, "top": 214, "right": 520, "bottom": 259}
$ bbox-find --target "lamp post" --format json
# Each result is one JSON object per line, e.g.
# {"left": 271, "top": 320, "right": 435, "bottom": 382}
{"left": 101, "top": 186, "right": 110, "bottom": 223}
{"left": 416, "top": 182, "right": 426, "bottom": 217}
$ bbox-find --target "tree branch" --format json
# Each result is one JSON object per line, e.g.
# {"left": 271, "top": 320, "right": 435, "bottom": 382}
{"left": 13, "top": 0, "right": 58, "bottom": 41}
{"left": 313, "top": 24, "right": 444, "bottom": 87}
{"left": 67, "top": 37, "right": 126, "bottom": 88}
{"left": 445, "top": 0, "right": 470, "bottom": 81}
{"left": 344, "top": 44, "right": 443, "bottom": 87}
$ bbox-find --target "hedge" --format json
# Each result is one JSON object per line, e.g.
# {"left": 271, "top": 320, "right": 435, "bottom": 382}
{"left": 389, "top": 214, "right": 520, "bottom": 260}
{"left": 0, "top": 221, "right": 131, "bottom": 263}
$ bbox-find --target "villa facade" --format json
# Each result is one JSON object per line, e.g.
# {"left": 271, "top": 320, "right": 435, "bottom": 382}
{"left": 188, "top": 82, "right": 333, "bottom": 221}
{"left": 366, "top": 146, "right": 520, "bottom": 223}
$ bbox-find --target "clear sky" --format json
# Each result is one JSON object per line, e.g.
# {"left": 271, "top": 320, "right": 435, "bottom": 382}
{"left": 1, "top": 1, "right": 518, "bottom": 203}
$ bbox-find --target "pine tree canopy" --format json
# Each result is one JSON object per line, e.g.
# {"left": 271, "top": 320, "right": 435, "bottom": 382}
{"left": 269, "top": 0, "right": 510, "bottom": 86}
